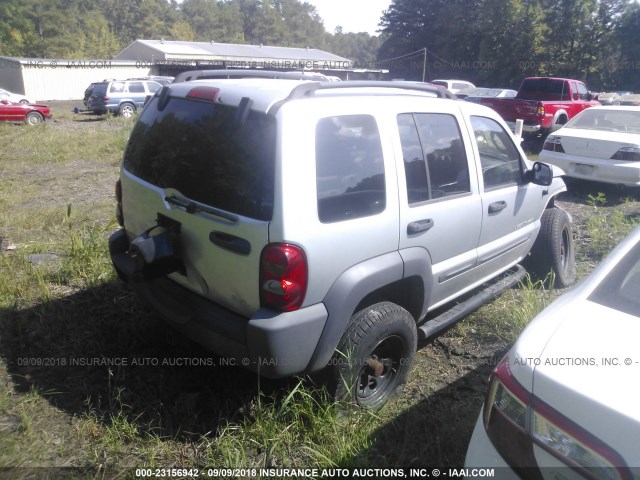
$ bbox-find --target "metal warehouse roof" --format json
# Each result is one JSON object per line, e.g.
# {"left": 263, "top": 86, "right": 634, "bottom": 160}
{"left": 115, "top": 39, "right": 353, "bottom": 67}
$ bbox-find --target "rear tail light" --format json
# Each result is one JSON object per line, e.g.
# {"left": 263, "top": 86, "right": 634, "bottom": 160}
{"left": 103, "top": 96, "right": 109, "bottom": 103}
{"left": 484, "top": 355, "right": 540, "bottom": 476}
{"left": 537, "top": 105, "right": 545, "bottom": 116}
{"left": 484, "top": 355, "right": 630, "bottom": 480}
{"left": 260, "top": 243, "right": 307, "bottom": 312}
{"left": 542, "top": 136, "right": 565, "bottom": 153}
{"left": 115, "top": 179, "right": 124, "bottom": 226}
{"left": 610, "top": 146, "right": 640, "bottom": 161}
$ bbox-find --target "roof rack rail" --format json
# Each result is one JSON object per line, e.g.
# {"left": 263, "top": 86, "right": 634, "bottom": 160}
{"left": 285, "top": 81, "right": 457, "bottom": 100}
{"left": 173, "top": 69, "right": 329, "bottom": 83}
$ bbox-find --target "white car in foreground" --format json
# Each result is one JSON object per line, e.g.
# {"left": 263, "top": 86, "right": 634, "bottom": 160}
{"left": 539, "top": 106, "right": 640, "bottom": 187}
{"left": 466, "top": 226, "right": 640, "bottom": 479}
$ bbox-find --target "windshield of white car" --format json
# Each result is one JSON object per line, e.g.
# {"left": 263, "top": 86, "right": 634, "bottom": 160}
{"left": 589, "top": 240, "right": 640, "bottom": 317}
{"left": 566, "top": 109, "right": 640, "bottom": 134}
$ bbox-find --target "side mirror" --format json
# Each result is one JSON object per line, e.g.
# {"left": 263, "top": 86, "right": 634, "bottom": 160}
{"left": 527, "top": 162, "right": 552, "bottom": 186}
{"left": 0, "top": 99, "right": 8, "bottom": 105}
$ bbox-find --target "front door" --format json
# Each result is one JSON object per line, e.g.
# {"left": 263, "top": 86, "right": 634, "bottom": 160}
{"left": 469, "top": 115, "right": 550, "bottom": 276}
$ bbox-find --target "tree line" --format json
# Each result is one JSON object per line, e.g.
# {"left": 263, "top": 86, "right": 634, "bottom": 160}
{"left": 1, "top": 0, "right": 638, "bottom": 90}
{"left": 378, "top": 0, "right": 640, "bottom": 90}
{"left": 0, "top": 0, "right": 381, "bottom": 65}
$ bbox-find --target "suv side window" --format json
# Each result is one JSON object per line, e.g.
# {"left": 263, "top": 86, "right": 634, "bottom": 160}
{"left": 316, "top": 115, "right": 385, "bottom": 223}
{"left": 110, "top": 82, "right": 125, "bottom": 93}
{"left": 398, "top": 113, "right": 470, "bottom": 203}
{"left": 128, "top": 82, "right": 145, "bottom": 93}
{"left": 146, "top": 82, "right": 161, "bottom": 93}
{"left": 471, "top": 116, "right": 522, "bottom": 189}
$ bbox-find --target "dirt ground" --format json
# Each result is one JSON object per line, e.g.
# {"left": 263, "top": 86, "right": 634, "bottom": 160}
{"left": 3, "top": 100, "right": 640, "bottom": 468}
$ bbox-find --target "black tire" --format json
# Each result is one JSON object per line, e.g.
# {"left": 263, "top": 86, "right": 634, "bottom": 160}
{"left": 331, "top": 302, "right": 417, "bottom": 410}
{"left": 527, "top": 207, "right": 576, "bottom": 288}
{"left": 118, "top": 103, "right": 135, "bottom": 118}
{"left": 25, "top": 112, "right": 44, "bottom": 125}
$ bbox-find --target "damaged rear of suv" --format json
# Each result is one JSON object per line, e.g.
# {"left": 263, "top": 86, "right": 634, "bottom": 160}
{"left": 110, "top": 74, "right": 575, "bottom": 409}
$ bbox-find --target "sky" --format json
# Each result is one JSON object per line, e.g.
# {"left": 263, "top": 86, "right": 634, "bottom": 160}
{"left": 304, "top": 0, "right": 391, "bottom": 36}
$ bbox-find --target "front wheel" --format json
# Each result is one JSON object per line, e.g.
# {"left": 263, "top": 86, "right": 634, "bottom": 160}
{"left": 527, "top": 207, "right": 576, "bottom": 288}
{"left": 330, "top": 302, "right": 417, "bottom": 410}
{"left": 25, "top": 112, "right": 44, "bottom": 125}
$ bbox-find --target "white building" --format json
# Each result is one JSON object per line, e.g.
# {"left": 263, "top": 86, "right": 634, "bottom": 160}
{"left": 0, "top": 40, "right": 354, "bottom": 101}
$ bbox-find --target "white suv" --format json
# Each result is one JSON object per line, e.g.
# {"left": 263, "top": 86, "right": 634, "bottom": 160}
{"left": 109, "top": 74, "right": 575, "bottom": 409}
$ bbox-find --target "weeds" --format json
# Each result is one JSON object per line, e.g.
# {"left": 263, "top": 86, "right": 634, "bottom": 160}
{"left": 586, "top": 192, "right": 639, "bottom": 260}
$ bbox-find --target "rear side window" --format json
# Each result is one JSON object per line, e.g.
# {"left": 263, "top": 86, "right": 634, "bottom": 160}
{"left": 124, "top": 97, "right": 276, "bottom": 221}
{"left": 316, "top": 115, "right": 385, "bottom": 223}
{"left": 398, "top": 112, "right": 470, "bottom": 204}
{"left": 127, "top": 82, "right": 145, "bottom": 93}
{"left": 110, "top": 82, "right": 125, "bottom": 93}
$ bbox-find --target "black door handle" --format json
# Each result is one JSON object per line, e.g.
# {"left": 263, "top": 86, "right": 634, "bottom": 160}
{"left": 407, "top": 218, "right": 434, "bottom": 234}
{"left": 488, "top": 201, "right": 507, "bottom": 214}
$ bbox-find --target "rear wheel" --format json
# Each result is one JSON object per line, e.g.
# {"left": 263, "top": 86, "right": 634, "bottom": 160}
{"left": 118, "top": 103, "right": 135, "bottom": 118}
{"left": 527, "top": 207, "right": 576, "bottom": 288}
{"left": 25, "top": 112, "right": 44, "bottom": 125}
{"left": 330, "top": 302, "right": 417, "bottom": 410}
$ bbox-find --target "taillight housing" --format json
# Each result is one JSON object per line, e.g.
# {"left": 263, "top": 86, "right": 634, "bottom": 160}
{"left": 103, "top": 96, "right": 109, "bottom": 103}
{"left": 260, "top": 243, "right": 308, "bottom": 312}
{"left": 536, "top": 104, "right": 545, "bottom": 116}
{"left": 115, "top": 179, "right": 124, "bottom": 226}
{"left": 484, "top": 355, "right": 540, "bottom": 477}
{"left": 542, "top": 135, "right": 565, "bottom": 153}
{"left": 484, "top": 355, "right": 631, "bottom": 480}
{"left": 610, "top": 146, "right": 640, "bottom": 161}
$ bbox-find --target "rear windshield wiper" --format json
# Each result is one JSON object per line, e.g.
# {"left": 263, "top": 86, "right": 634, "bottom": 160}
{"left": 165, "top": 194, "right": 238, "bottom": 224}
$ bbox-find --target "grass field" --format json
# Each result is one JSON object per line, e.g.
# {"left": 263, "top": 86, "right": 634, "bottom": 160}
{"left": 1, "top": 103, "right": 639, "bottom": 478}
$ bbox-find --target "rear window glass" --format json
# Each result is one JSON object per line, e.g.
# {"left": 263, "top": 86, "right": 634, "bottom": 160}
{"left": 518, "top": 79, "right": 570, "bottom": 100}
{"left": 123, "top": 96, "right": 276, "bottom": 221}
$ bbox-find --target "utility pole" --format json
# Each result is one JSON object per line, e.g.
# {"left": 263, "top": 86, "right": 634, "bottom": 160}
{"left": 422, "top": 48, "right": 428, "bottom": 82}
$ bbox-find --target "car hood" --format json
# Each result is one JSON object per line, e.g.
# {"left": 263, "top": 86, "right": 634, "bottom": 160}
{"left": 511, "top": 296, "right": 640, "bottom": 461}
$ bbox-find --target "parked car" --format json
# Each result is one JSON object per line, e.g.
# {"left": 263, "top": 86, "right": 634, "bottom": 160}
{"left": 539, "top": 106, "right": 640, "bottom": 187}
{"left": 0, "top": 98, "right": 51, "bottom": 124}
{"left": 109, "top": 74, "right": 575, "bottom": 409}
{"left": 480, "top": 77, "right": 600, "bottom": 139}
{"left": 430, "top": 79, "right": 476, "bottom": 94}
{"left": 459, "top": 88, "right": 518, "bottom": 102}
{"left": 613, "top": 94, "right": 640, "bottom": 106}
{"left": 0, "top": 88, "right": 32, "bottom": 104}
{"left": 466, "top": 224, "right": 640, "bottom": 478}
{"left": 127, "top": 76, "right": 175, "bottom": 86}
{"left": 86, "top": 79, "right": 162, "bottom": 117}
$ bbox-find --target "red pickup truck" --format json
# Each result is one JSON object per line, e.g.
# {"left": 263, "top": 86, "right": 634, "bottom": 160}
{"left": 479, "top": 77, "right": 599, "bottom": 138}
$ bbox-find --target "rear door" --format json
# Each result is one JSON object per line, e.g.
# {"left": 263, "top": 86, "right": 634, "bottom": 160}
{"left": 121, "top": 93, "right": 275, "bottom": 317}
{"left": 396, "top": 106, "right": 483, "bottom": 308}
